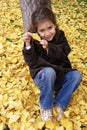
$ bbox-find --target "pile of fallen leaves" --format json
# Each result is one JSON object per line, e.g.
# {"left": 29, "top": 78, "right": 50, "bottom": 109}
{"left": 0, "top": 0, "right": 87, "bottom": 129}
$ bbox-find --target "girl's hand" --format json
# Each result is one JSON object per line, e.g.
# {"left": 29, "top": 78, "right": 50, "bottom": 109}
{"left": 23, "top": 32, "right": 32, "bottom": 46}
{"left": 40, "top": 39, "right": 48, "bottom": 51}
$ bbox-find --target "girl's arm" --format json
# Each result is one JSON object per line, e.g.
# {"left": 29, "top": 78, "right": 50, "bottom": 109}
{"left": 22, "top": 32, "right": 39, "bottom": 67}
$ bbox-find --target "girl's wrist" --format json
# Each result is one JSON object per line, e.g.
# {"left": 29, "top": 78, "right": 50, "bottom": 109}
{"left": 25, "top": 42, "right": 31, "bottom": 50}
{"left": 25, "top": 42, "right": 31, "bottom": 47}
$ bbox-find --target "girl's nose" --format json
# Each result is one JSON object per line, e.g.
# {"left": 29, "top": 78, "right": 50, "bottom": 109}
{"left": 45, "top": 30, "right": 50, "bottom": 36}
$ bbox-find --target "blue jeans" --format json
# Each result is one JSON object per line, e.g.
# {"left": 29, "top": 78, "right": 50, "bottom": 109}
{"left": 34, "top": 67, "right": 82, "bottom": 109}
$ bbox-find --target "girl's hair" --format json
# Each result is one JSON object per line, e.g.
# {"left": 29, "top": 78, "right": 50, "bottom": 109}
{"left": 31, "top": 7, "right": 58, "bottom": 32}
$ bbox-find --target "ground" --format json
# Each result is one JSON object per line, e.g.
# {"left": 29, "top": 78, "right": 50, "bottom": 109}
{"left": 0, "top": 0, "right": 87, "bottom": 129}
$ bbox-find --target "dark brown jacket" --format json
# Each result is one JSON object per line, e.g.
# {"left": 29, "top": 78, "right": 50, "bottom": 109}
{"left": 22, "top": 30, "right": 73, "bottom": 79}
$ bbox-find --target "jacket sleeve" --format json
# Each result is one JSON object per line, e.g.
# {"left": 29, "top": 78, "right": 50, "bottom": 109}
{"left": 22, "top": 41, "right": 38, "bottom": 68}
{"left": 22, "top": 40, "right": 47, "bottom": 68}
{"left": 47, "top": 30, "right": 71, "bottom": 60}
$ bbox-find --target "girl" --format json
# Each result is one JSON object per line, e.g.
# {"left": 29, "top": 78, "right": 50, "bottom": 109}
{"left": 22, "top": 7, "right": 82, "bottom": 121}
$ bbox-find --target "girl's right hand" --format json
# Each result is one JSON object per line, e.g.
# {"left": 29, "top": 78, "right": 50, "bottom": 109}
{"left": 23, "top": 32, "right": 32, "bottom": 46}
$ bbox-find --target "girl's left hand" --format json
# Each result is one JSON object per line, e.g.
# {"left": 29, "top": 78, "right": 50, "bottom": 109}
{"left": 40, "top": 39, "right": 48, "bottom": 51}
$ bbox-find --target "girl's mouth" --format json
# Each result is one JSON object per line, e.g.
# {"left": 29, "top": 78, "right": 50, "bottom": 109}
{"left": 44, "top": 35, "right": 53, "bottom": 41}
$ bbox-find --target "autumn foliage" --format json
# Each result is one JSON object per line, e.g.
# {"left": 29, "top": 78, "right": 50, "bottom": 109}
{"left": 0, "top": 0, "right": 87, "bottom": 130}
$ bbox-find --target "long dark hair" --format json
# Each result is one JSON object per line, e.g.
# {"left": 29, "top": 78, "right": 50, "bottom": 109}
{"left": 31, "top": 7, "right": 58, "bottom": 32}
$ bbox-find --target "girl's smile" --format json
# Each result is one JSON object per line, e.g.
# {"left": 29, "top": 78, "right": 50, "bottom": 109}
{"left": 37, "top": 20, "right": 56, "bottom": 41}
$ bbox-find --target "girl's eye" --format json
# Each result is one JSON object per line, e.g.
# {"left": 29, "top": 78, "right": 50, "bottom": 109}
{"left": 39, "top": 29, "right": 44, "bottom": 32}
{"left": 48, "top": 26, "right": 52, "bottom": 29}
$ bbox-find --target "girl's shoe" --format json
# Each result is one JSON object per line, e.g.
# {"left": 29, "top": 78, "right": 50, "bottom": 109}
{"left": 57, "top": 106, "right": 64, "bottom": 121}
{"left": 40, "top": 107, "right": 52, "bottom": 121}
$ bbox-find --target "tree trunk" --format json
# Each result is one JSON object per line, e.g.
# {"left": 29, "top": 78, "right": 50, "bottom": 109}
{"left": 20, "top": 0, "right": 51, "bottom": 32}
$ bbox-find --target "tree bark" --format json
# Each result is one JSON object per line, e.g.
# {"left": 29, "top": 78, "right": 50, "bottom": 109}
{"left": 20, "top": 0, "right": 51, "bottom": 32}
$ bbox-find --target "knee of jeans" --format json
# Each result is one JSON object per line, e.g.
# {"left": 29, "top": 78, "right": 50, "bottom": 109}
{"left": 73, "top": 70, "right": 82, "bottom": 83}
{"left": 44, "top": 67, "right": 56, "bottom": 80}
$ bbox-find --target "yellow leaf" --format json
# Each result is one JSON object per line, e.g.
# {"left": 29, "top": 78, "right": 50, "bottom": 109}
{"left": 0, "top": 123, "right": 5, "bottom": 130}
{"left": 64, "top": 110, "right": 70, "bottom": 117}
{"left": 8, "top": 122, "right": 20, "bottom": 130}
{"left": 20, "top": 123, "right": 25, "bottom": 130}
{"left": 9, "top": 114, "right": 20, "bottom": 124}
{"left": 24, "top": 121, "right": 32, "bottom": 129}
{"left": 0, "top": 43, "right": 3, "bottom": 53}
{"left": 74, "top": 121, "right": 81, "bottom": 130}
{"left": 0, "top": 116, "right": 6, "bottom": 123}
{"left": 45, "top": 120, "right": 55, "bottom": 129}
{"left": 36, "top": 121, "right": 45, "bottom": 129}
{"left": 55, "top": 126, "right": 64, "bottom": 130}
{"left": 61, "top": 117, "right": 73, "bottom": 130}
{"left": 29, "top": 118, "right": 35, "bottom": 123}
{"left": 31, "top": 33, "right": 41, "bottom": 41}
{"left": 27, "top": 126, "right": 36, "bottom": 130}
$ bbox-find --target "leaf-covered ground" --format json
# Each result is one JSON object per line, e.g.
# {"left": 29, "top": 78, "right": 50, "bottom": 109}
{"left": 0, "top": 0, "right": 87, "bottom": 130}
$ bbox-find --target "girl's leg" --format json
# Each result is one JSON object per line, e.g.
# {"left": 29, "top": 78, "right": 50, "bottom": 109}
{"left": 55, "top": 70, "right": 82, "bottom": 109}
{"left": 34, "top": 67, "right": 56, "bottom": 109}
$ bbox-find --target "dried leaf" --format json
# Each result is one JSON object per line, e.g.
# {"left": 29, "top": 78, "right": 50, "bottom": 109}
{"left": 45, "top": 120, "right": 55, "bottom": 129}
{"left": 61, "top": 117, "right": 73, "bottom": 130}
{"left": 31, "top": 33, "right": 41, "bottom": 41}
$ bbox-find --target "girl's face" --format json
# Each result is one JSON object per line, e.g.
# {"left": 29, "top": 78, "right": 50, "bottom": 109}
{"left": 37, "top": 20, "right": 56, "bottom": 41}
